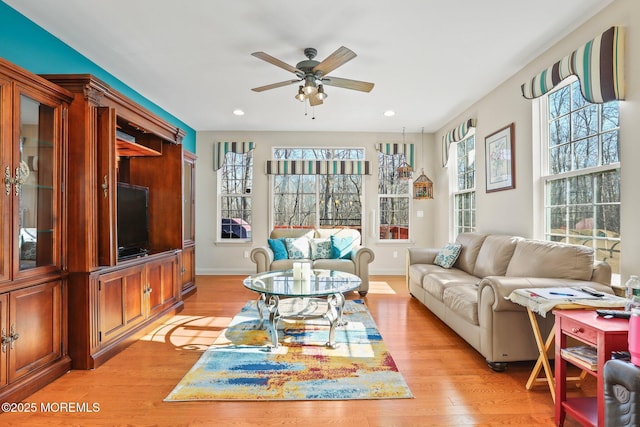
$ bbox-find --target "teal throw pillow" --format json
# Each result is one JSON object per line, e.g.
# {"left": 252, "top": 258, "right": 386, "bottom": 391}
{"left": 268, "top": 238, "right": 288, "bottom": 260}
{"left": 330, "top": 235, "right": 354, "bottom": 259}
{"left": 284, "top": 237, "right": 311, "bottom": 259}
{"left": 309, "top": 238, "right": 332, "bottom": 260}
{"left": 434, "top": 243, "right": 462, "bottom": 268}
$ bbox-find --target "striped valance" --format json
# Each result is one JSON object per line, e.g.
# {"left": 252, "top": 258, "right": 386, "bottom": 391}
{"left": 213, "top": 141, "right": 255, "bottom": 170}
{"left": 375, "top": 143, "right": 414, "bottom": 168}
{"left": 265, "top": 160, "right": 371, "bottom": 175}
{"left": 521, "top": 26, "right": 625, "bottom": 103}
{"left": 442, "top": 118, "right": 477, "bottom": 167}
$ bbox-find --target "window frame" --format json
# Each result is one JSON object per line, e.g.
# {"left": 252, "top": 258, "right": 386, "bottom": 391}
{"left": 217, "top": 150, "right": 253, "bottom": 242}
{"left": 538, "top": 77, "right": 621, "bottom": 280}
{"left": 450, "top": 131, "right": 476, "bottom": 238}
{"left": 377, "top": 150, "right": 411, "bottom": 242}
{"left": 269, "top": 147, "right": 366, "bottom": 232}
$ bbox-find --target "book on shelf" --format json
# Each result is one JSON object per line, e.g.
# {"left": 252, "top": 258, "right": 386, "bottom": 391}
{"left": 561, "top": 345, "right": 598, "bottom": 370}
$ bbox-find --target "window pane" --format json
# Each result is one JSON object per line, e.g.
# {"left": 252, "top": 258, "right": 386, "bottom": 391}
{"left": 601, "top": 131, "right": 620, "bottom": 165}
{"left": 568, "top": 175, "right": 593, "bottom": 204}
{"left": 572, "top": 104, "right": 598, "bottom": 140}
{"left": 547, "top": 179, "right": 565, "bottom": 206}
{"left": 549, "top": 84, "right": 570, "bottom": 118}
{"left": 596, "top": 170, "right": 620, "bottom": 203}
{"left": 549, "top": 145, "right": 571, "bottom": 174}
{"left": 571, "top": 81, "right": 588, "bottom": 110}
{"left": 602, "top": 101, "right": 619, "bottom": 131}
{"left": 550, "top": 116, "right": 570, "bottom": 147}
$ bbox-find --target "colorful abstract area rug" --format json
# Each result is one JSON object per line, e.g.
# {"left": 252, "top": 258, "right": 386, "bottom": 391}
{"left": 164, "top": 299, "right": 413, "bottom": 401}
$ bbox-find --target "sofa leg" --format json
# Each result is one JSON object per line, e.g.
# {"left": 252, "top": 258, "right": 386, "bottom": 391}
{"left": 487, "top": 360, "right": 508, "bottom": 372}
{"left": 358, "top": 291, "right": 368, "bottom": 297}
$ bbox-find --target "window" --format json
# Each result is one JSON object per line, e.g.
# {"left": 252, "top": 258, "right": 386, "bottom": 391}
{"left": 453, "top": 134, "right": 475, "bottom": 235}
{"left": 377, "top": 151, "right": 410, "bottom": 240}
{"left": 219, "top": 150, "right": 253, "bottom": 240}
{"left": 542, "top": 78, "right": 620, "bottom": 276}
{"left": 271, "top": 148, "right": 363, "bottom": 230}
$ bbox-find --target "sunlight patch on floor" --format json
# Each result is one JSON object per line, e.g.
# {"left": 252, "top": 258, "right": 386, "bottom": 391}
{"left": 368, "top": 281, "right": 396, "bottom": 294}
{"left": 139, "top": 314, "right": 232, "bottom": 351}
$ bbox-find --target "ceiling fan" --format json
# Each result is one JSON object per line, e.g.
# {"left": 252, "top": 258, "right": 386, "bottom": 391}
{"left": 251, "top": 46, "right": 375, "bottom": 106}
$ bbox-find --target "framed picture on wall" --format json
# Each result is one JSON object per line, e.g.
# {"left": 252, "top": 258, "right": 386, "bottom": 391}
{"left": 485, "top": 123, "right": 515, "bottom": 192}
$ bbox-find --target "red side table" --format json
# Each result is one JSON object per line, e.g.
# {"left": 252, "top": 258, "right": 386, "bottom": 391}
{"left": 554, "top": 309, "right": 629, "bottom": 426}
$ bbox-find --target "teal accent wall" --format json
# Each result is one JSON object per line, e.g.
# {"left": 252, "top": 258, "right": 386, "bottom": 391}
{"left": 0, "top": 2, "right": 196, "bottom": 152}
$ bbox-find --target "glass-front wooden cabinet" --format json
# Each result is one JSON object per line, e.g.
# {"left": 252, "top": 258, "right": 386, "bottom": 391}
{"left": 181, "top": 151, "right": 196, "bottom": 296}
{"left": 0, "top": 58, "right": 72, "bottom": 404}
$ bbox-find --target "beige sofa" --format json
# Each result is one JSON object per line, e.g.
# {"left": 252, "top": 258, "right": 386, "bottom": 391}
{"left": 406, "top": 232, "right": 613, "bottom": 371}
{"left": 250, "top": 228, "right": 375, "bottom": 296}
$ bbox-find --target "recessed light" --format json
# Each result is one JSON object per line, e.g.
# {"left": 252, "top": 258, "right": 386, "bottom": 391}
{"left": 383, "top": 110, "right": 395, "bottom": 117}
{"left": 233, "top": 109, "right": 245, "bottom": 116}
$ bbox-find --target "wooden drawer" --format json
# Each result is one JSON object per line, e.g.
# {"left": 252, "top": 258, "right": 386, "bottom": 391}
{"left": 560, "top": 316, "right": 597, "bottom": 345}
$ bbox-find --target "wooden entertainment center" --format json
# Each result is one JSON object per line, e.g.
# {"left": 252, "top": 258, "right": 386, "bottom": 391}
{"left": 41, "top": 74, "right": 195, "bottom": 371}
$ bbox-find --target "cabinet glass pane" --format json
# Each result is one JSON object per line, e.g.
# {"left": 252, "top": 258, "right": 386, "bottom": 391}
{"left": 19, "top": 95, "right": 55, "bottom": 270}
{"left": 183, "top": 160, "right": 193, "bottom": 240}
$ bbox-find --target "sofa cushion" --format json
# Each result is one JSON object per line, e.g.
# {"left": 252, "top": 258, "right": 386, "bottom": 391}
{"left": 443, "top": 286, "right": 479, "bottom": 326}
{"left": 284, "top": 237, "right": 311, "bottom": 259}
{"left": 330, "top": 235, "right": 354, "bottom": 259}
{"left": 434, "top": 243, "right": 462, "bottom": 268}
{"left": 313, "top": 258, "right": 356, "bottom": 274}
{"left": 473, "top": 235, "right": 522, "bottom": 278}
{"left": 453, "top": 232, "right": 488, "bottom": 275}
{"left": 506, "top": 239, "right": 595, "bottom": 281}
{"left": 268, "top": 238, "right": 289, "bottom": 260}
{"left": 316, "top": 228, "right": 361, "bottom": 246}
{"left": 309, "top": 238, "right": 332, "bottom": 260}
{"left": 422, "top": 268, "right": 480, "bottom": 302}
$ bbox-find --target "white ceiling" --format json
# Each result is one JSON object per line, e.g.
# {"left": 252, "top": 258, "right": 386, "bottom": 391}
{"left": 7, "top": 0, "right": 612, "bottom": 133}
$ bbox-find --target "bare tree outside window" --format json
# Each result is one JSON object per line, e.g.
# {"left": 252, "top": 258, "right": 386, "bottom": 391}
{"left": 272, "top": 148, "right": 363, "bottom": 231}
{"left": 544, "top": 79, "right": 620, "bottom": 275}
{"left": 378, "top": 152, "right": 410, "bottom": 240}
{"left": 220, "top": 151, "right": 253, "bottom": 239}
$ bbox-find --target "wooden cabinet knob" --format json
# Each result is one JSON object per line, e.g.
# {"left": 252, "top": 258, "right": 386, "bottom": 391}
{"left": 571, "top": 327, "right": 583, "bottom": 333}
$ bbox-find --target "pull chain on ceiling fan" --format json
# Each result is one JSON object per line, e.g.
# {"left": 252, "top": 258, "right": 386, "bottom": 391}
{"left": 251, "top": 46, "right": 375, "bottom": 106}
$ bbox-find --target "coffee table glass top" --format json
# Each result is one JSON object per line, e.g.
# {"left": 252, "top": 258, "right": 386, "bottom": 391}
{"left": 243, "top": 269, "right": 360, "bottom": 297}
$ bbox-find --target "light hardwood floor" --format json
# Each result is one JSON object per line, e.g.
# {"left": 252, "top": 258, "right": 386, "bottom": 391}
{"left": 1, "top": 275, "right": 593, "bottom": 426}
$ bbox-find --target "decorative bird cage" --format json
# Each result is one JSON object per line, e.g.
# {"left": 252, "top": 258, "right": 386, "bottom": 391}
{"left": 413, "top": 169, "right": 433, "bottom": 199}
{"left": 397, "top": 161, "right": 413, "bottom": 180}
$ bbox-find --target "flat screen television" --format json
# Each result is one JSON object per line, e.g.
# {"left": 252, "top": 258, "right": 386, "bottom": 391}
{"left": 117, "top": 182, "right": 150, "bottom": 258}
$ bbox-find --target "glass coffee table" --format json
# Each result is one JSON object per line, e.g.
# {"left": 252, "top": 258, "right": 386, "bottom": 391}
{"left": 242, "top": 269, "right": 361, "bottom": 350}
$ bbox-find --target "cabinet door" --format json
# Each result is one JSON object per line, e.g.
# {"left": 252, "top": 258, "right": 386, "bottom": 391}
{"left": 98, "top": 266, "right": 145, "bottom": 345}
{"left": 146, "top": 256, "right": 178, "bottom": 317}
{"left": 183, "top": 152, "right": 196, "bottom": 245}
{"left": 0, "top": 293, "right": 7, "bottom": 388}
{"left": 13, "top": 87, "right": 64, "bottom": 279}
{"left": 181, "top": 245, "right": 195, "bottom": 292}
{"left": 97, "top": 107, "right": 117, "bottom": 267}
{"left": 8, "top": 281, "right": 63, "bottom": 383}
{"left": 0, "top": 76, "right": 11, "bottom": 284}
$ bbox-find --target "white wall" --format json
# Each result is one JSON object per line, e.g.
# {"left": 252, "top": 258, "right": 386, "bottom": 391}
{"left": 195, "top": 131, "right": 437, "bottom": 275}
{"left": 196, "top": 0, "right": 640, "bottom": 280}
{"left": 432, "top": 0, "right": 640, "bottom": 283}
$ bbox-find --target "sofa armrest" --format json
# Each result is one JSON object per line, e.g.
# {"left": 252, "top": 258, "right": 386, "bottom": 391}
{"left": 250, "top": 246, "right": 273, "bottom": 273}
{"left": 351, "top": 245, "right": 375, "bottom": 293}
{"left": 406, "top": 247, "right": 439, "bottom": 266}
{"left": 592, "top": 261, "right": 612, "bottom": 285}
{"left": 478, "top": 276, "right": 617, "bottom": 312}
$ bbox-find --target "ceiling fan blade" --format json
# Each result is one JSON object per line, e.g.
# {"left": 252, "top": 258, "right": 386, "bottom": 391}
{"left": 312, "top": 46, "right": 357, "bottom": 76}
{"left": 321, "top": 76, "right": 375, "bottom": 92}
{"left": 308, "top": 95, "right": 323, "bottom": 107}
{"left": 251, "top": 79, "right": 300, "bottom": 92}
{"left": 251, "top": 51, "right": 303, "bottom": 75}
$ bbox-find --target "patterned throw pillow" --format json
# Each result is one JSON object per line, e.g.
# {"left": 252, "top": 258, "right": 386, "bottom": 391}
{"left": 309, "top": 238, "right": 332, "bottom": 260}
{"left": 434, "top": 243, "right": 463, "bottom": 269}
{"left": 284, "top": 237, "right": 311, "bottom": 259}
{"left": 330, "top": 235, "right": 354, "bottom": 259}
{"left": 267, "top": 238, "right": 288, "bottom": 260}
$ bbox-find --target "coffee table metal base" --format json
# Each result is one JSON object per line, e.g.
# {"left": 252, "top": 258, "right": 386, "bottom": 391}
{"left": 256, "top": 293, "right": 347, "bottom": 350}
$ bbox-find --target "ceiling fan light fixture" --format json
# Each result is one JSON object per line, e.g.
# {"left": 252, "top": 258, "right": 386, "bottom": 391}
{"left": 316, "top": 84, "right": 327, "bottom": 100}
{"left": 303, "top": 76, "right": 317, "bottom": 95}
{"left": 295, "top": 86, "right": 306, "bottom": 101}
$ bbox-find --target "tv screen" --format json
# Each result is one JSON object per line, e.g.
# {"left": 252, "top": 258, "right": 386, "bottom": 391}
{"left": 117, "top": 182, "right": 150, "bottom": 256}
